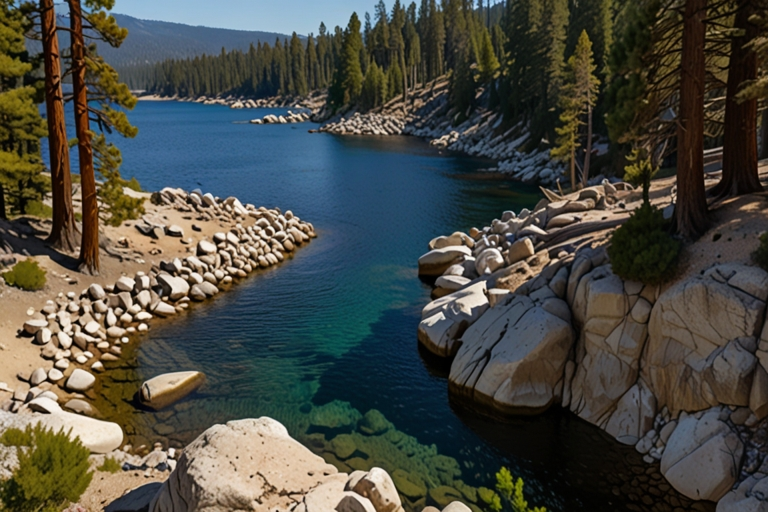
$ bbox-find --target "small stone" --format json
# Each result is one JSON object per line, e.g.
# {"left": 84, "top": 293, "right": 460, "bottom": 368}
{"left": 66, "top": 369, "right": 96, "bottom": 391}
{"left": 48, "top": 368, "right": 64, "bottom": 382}
{"left": 30, "top": 368, "right": 47, "bottom": 386}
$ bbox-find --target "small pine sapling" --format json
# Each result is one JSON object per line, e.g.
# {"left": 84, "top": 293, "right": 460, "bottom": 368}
{"left": 0, "top": 424, "right": 93, "bottom": 512}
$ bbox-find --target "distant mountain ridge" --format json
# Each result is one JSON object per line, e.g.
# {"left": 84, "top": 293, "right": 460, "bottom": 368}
{"left": 104, "top": 13, "right": 297, "bottom": 68}
{"left": 27, "top": 10, "right": 296, "bottom": 69}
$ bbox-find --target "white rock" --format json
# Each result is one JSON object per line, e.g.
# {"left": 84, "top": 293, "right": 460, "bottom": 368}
{"left": 149, "top": 418, "right": 339, "bottom": 512}
{"left": 418, "top": 246, "right": 472, "bottom": 277}
{"left": 66, "top": 369, "right": 96, "bottom": 392}
{"left": 140, "top": 371, "right": 206, "bottom": 410}
{"left": 661, "top": 408, "right": 743, "bottom": 501}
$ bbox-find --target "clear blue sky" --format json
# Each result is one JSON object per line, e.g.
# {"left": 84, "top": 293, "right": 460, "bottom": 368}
{"left": 113, "top": 0, "right": 378, "bottom": 36}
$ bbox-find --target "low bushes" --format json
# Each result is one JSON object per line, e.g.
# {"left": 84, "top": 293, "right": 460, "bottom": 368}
{"left": 0, "top": 425, "right": 93, "bottom": 512}
{"left": 483, "top": 467, "right": 547, "bottom": 512}
{"left": 608, "top": 203, "right": 681, "bottom": 285}
{"left": 753, "top": 232, "right": 768, "bottom": 271}
{"left": 2, "top": 259, "right": 46, "bottom": 291}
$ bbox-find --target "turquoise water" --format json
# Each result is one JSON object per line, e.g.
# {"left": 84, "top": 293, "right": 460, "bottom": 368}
{"left": 49, "top": 101, "right": 671, "bottom": 511}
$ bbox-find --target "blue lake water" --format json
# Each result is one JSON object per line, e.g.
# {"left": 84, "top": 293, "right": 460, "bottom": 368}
{"left": 46, "top": 101, "right": 679, "bottom": 511}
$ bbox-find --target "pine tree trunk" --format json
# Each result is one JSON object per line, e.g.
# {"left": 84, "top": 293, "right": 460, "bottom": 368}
{"left": 0, "top": 183, "right": 6, "bottom": 220}
{"left": 69, "top": 0, "right": 99, "bottom": 275}
{"left": 760, "top": 109, "right": 768, "bottom": 160}
{"left": 570, "top": 137, "right": 576, "bottom": 191}
{"left": 583, "top": 102, "right": 593, "bottom": 188}
{"left": 401, "top": 50, "right": 408, "bottom": 114}
{"left": 675, "top": 0, "right": 709, "bottom": 239}
{"left": 41, "top": 0, "right": 79, "bottom": 252}
{"left": 711, "top": 0, "right": 761, "bottom": 198}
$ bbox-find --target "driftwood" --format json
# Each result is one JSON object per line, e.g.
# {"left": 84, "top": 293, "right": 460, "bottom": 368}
{"left": 538, "top": 216, "right": 630, "bottom": 251}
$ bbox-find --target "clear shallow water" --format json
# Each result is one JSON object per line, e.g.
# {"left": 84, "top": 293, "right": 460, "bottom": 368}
{"left": 47, "top": 101, "right": 680, "bottom": 511}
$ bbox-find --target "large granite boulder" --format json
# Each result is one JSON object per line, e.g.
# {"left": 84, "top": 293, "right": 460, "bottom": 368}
{"left": 660, "top": 407, "right": 744, "bottom": 502}
{"left": 140, "top": 371, "right": 206, "bottom": 410}
{"left": 30, "top": 410, "right": 123, "bottom": 453}
{"left": 418, "top": 246, "right": 472, "bottom": 277}
{"left": 716, "top": 475, "right": 768, "bottom": 512}
{"left": 567, "top": 265, "right": 657, "bottom": 443}
{"left": 644, "top": 265, "right": 767, "bottom": 414}
{"left": 150, "top": 417, "right": 340, "bottom": 512}
{"left": 449, "top": 294, "right": 574, "bottom": 414}
{"left": 418, "top": 282, "right": 489, "bottom": 357}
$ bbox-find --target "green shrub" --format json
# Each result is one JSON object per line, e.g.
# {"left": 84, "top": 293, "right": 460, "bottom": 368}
{"left": 2, "top": 259, "right": 46, "bottom": 291}
{"left": 0, "top": 425, "right": 93, "bottom": 512}
{"left": 23, "top": 200, "right": 52, "bottom": 219}
{"left": 753, "top": 233, "right": 768, "bottom": 271}
{"left": 97, "top": 457, "right": 121, "bottom": 473}
{"left": 93, "top": 134, "right": 145, "bottom": 227}
{"left": 125, "top": 177, "right": 142, "bottom": 192}
{"left": 493, "top": 467, "right": 547, "bottom": 512}
{"left": 608, "top": 203, "right": 681, "bottom": 285}
{"left": 623, "top": 148, "right": 658, "bottom": 205}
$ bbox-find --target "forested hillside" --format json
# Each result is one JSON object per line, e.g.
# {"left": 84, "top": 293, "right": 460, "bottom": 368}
{"left": 27, "top": 11, "right": 294, "bottom": 89}
{"left": 107, "top": 14, "right": 296, "bottom": 67}
{"left": 114, "top": 0, "right": 767, "bottom": 193}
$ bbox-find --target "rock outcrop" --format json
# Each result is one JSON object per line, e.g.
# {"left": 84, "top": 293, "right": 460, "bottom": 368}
{"left": 147, "top": 417, "right": 468, "bottom": 512}
{"left": 449, "top": 294, "right": 573, "bottom": 414}
{"left": 644, "top": 264, "right": 766, "bottom": 415}
{"left": 416, "top": 195, "right": 768, "bottom": 511}
{"left": 660, "top": 408, "right": 743, "bottom": 502}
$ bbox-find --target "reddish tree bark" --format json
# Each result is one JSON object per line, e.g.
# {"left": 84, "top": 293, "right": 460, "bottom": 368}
{"left": 69, "top": 0, "right": 99, "bottom": 275}
{"left": 711, "top": 0, "right": 762, "bottom": 198}
{"left": 41, "top": 0, "right": 79, "bottom": 252}
{"left": 675, "top": 0, "right": 709, "bottom": 239}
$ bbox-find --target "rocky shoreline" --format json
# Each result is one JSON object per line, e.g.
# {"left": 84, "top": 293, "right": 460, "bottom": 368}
{"left": 0, "top": 187, "right": 316, "bottom": 480}
{"left": 415, "top": 174, "right": 768, "bottom": 511}
{"left": 146, "top": 80, "right": 572, "bottom": 189}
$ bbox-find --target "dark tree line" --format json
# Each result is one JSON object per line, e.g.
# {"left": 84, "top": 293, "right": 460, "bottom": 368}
{"left": 120, "top": 30, "right": 342, "bottom": 98}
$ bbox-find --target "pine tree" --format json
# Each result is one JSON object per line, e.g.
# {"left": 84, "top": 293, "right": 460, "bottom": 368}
{"left": 0, "top": 1, "right": 48, "bottom": 219}
{"left": 290, "top": 32, "right": 308, "bottom": 96}
{"left": 386, "top": 57, "right": 404, "bottom": 99}
{"left": 67, "top": 0, "right": 138, "bottom": 275}
{"left": 675, "top": 0, "right": 708, "bottom": 239}
{"left": 711, "top": 0, "right": 762, "bottom": 198}
{"left": 361, "top": 60, "right": 386, "bottom": 109}
{"left": 477, "top": 26, "right": 499, "bottom": 83}
{"left": 329, "top": 12, "right": 365, "bottom": 108}
{"left": 39, "top": 0, "right": 79, "bottom": 250}
{"left": 552, "top": 30, "right": 600, "bottom": 188}
{"left": 604, "top": 0, "right": 658, "bottom": 145}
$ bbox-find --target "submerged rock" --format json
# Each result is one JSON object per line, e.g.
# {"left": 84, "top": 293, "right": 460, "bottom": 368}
{"left": 139, "top": 371, "right": 206, "bottom": 411}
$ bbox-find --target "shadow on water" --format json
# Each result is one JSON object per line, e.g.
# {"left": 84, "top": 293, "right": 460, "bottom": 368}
{"left": 313, "top": 305, "right": 712, "bottom": 512}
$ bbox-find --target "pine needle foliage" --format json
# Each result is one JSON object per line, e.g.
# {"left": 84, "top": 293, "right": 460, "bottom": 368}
{"left": 0, "top": 1, "right": 48, "bottom": 218}
{"left": 0, "top": 424, "right": 93, "bottom": 512}
{"left": 96, "top": 457, "right": 122, "bottom": 474}
{"left": 493, "top": 467, "right": 547, "bottom": 512}
{"left": 608, "top": 203, "right": 680, "bottom": 285}
{"left": 552, "top": 30, "right": 600, "bottom": 189}
{"left": 2, "top": 259, "right": 46, "bottom": 291}
{"left": 623, "top": 148, "right": 657, "bottom": 204}
{"left": 92, "top": 134, "right": 144, "bottom": 227}
{"left": 753, "top": 233, "right": 768, "bottom": 272}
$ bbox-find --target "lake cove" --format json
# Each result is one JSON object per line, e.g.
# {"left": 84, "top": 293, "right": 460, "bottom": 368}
{"left": 81, "top": 101, "right": 702, "bottom": 511}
